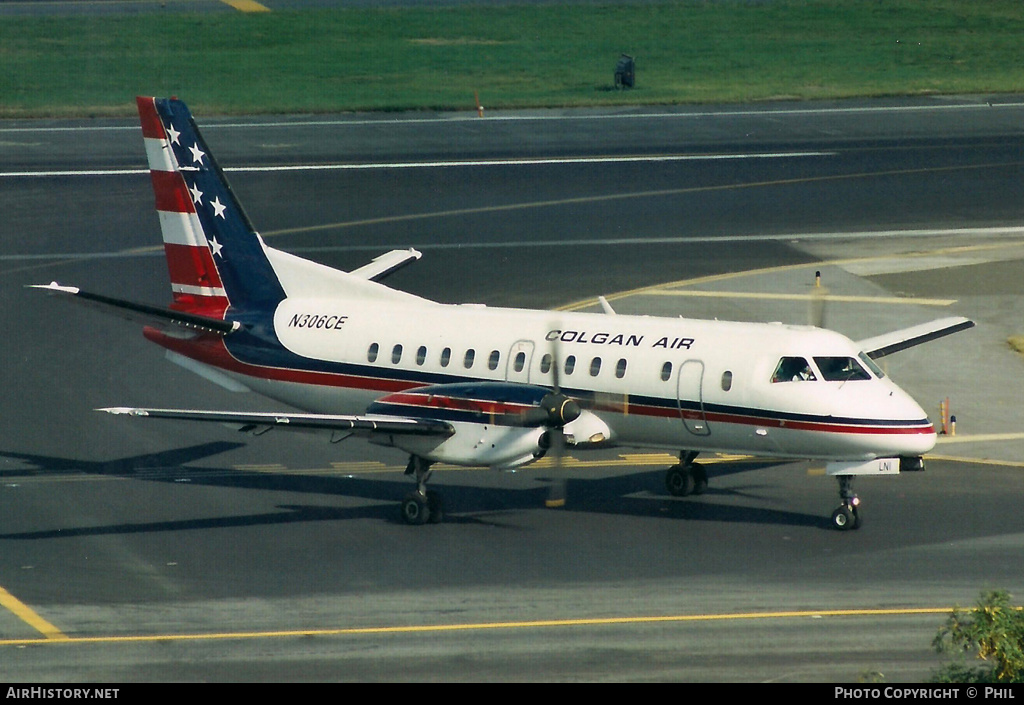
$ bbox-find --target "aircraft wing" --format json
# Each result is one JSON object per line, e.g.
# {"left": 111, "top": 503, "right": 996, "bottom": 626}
{"left": 98, "top": 407, "right": 454, "bottom": 438}
{"left": 857, "top": 316, "right": 975, "bottom": 359}
{"left": 30, "top": 283, "right": 241, "bottom": 335}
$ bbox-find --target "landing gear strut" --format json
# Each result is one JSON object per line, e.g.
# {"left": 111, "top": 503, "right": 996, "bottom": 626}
{"left": 831, "top": 475, "right": 861, "bottom": 531}
{"left": 665, "top": 451, "right": 708, "bottom": 497}
{"left": 401, "top": 455, "right": 443, "bottom": 525}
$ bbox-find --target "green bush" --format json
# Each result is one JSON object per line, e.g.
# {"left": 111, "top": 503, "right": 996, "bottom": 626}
{"left": 932, "top": 591, "right": 1024, "bottom": 683}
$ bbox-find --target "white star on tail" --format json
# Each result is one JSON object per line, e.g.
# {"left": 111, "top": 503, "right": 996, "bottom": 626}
{"left": 189, "top": 183, "right": 203, "bottom": 205}
{"left": 165, "top": 123, "right": 180, "bottom": 145}
{"left": 209, "top": 236, "right": 224, "bottom": 258}
{"left": 189, "top": 143, "right": 205, "bottom": 164}
{"left": 211, "top": 196, "right": 226, "bottom": 219}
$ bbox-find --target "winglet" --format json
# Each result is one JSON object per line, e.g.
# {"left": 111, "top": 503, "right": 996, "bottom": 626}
{"left": 858, "top": 316, "right": 975, "bottom": 359}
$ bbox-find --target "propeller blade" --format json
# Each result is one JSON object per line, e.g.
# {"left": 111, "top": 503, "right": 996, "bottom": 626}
{"left": 542, "top": 323, "right": 570, "bottom": 507}
{"left": 809, "top": 286, "right": 829, "bottom": 328}
{"left": 550, "top": 331, "right": 562, "bottom": 393}
{"left": 544, "top": 429, "right": 568, "bottom": 508}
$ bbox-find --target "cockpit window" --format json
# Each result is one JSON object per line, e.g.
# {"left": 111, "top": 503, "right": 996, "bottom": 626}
{"left": 813, "top": 356, "right": 872, "bottom": 382}
{"left": 858, "top": 351, "right": 885, "bottom": 379}
{"left": 772, "top": 357, "right": 816, "bottom": 383}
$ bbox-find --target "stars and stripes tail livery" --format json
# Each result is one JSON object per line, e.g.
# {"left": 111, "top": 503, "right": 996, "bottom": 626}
{"left": 137, "top": 96, "right": 286, "bottom": 318}
{"left": 33, "top": 97, "right": 976, "bottom": 530}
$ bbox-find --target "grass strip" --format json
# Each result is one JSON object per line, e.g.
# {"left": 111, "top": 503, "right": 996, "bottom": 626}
{"left": 1, "top": 1, "right": 1022, "bottom": 117}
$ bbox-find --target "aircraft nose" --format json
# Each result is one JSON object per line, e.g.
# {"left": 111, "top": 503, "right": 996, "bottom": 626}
{"left": 889, "top": 387, "right": 937, "bottom": 456}
{"left": 831, "top": 380, "right": 936, "bottom": 457}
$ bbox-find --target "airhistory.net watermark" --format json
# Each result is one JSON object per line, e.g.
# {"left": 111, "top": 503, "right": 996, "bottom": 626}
{"left": 6, "top": 689, "right": 118, "bottom": 700}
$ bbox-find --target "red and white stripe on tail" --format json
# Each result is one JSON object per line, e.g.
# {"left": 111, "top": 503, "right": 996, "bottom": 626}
{"left": 136, "top": 96, "right": 228, "bottom": 318}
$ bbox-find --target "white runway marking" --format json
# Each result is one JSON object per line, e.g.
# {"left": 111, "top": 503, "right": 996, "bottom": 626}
{"left": 0, "top": 151, "right": 831, "bottom": 179}
{"left": 5, "top": 227, "right": 1024, "bottom": 262}
{"left": 1, "top": 99, "right": 1020, "bottom": 133}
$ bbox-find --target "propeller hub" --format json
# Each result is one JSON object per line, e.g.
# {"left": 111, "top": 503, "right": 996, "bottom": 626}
{"left": 542, "top": 393, "right": 581, "bottom": 427}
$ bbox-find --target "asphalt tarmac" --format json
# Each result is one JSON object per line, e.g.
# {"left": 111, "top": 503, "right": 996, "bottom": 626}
{"left": 2, "top": 97, "right": 1024, "bottom": 682}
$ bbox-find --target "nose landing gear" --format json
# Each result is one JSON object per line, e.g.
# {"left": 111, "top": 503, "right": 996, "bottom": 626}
{"left": 831, "top": 475, "right": 861, "bottom": 531}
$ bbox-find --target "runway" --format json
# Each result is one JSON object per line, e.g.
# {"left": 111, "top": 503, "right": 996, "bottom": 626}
{"left": 2, "top": 97, "right": 1024, "bottom": 682}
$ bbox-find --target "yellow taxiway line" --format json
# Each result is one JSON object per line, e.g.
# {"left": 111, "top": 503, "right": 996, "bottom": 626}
{"left": 0, "top": 585, "right": 66, "bottom": 641}
{"left": 221, "top": 0, "right": 270, "bottom": 11}
{"left": 641, "top": 289, "right": 956, "bottom": 307}
{"left": 0, "top": 606, "right": 955, "bottom": 647}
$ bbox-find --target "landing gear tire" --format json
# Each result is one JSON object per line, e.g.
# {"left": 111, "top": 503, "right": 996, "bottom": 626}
{"left": 401, "top": 492, "right": 431, "bottom": 525}
{"left": 402, "top": 455, "right": 442, "bottom": 525}
{"left": 691, "top": 463, "right": 708, "bottom": 495}
{"left": 831, "top": 504, "right": 861, "bottom": 531}
{"left": 832, "top": 475, "right": 861, "bottom": 531}
{"left": 426, "top": 490, "right": 444, "bottom": 524}
{"left": 665, "top": 464, "right": 694, "bottom": 497}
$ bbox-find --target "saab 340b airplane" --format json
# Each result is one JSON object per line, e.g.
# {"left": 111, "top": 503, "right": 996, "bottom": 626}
{"left": 35, "top": 97, "right": 974, "bottom": 530}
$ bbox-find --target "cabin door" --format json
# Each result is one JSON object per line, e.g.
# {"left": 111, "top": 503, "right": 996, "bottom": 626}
{"left": 676, "top": 359, "right": 710, "bottom": 436}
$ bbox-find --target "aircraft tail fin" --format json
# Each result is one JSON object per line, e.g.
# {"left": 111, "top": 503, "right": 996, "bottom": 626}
{"left": 136, "top": 96, "right": 285, "bottom": 318}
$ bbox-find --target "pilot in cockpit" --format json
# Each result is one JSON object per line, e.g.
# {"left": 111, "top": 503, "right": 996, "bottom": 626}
{"left": 772, "top": 356, "right": 816, "bottom": 383}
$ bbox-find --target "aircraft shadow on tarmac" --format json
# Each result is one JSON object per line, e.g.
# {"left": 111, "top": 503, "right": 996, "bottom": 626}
{"left": 0, "top": 444, "right": 827, "bottom": 536}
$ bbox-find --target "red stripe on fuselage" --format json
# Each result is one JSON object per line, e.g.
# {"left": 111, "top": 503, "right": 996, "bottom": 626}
{"left": 136, "top": 97, "right": 165, "bottom": 140}
{"left": 144, "top": 330, "right": 933, "bottom": 438}
{"left": 144, "top": 329, "right": 417, "bottom": 395}
{"left": 611, "top": 402, "right": 933, "bottom": 435}
{"left": 151, "top": 171, "right": 195, "bottom": 214}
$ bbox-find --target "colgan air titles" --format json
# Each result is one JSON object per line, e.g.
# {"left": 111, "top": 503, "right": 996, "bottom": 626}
{"left": 546, "top": 329, "right": 694, "bottom": 350}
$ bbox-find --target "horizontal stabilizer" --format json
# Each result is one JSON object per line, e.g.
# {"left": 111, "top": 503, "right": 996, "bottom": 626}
{"left": 98, "top": 407, "right": 454, "bottom": 438}
{"left": 348, "top": 248, "right": 423, "bottom": 282}
{"left": 858, "top": 316, "right": 975, "bottom": 359}
{"left": 29, "top": 283, "right": 241, "bottom": 335}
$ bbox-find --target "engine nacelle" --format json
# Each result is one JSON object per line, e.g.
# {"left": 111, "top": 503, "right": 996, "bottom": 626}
{"left": 383, "top": 422, "right": 549, "bottom": 470}
{"left": 366, "top": 382, "right": 614, "bottom": 469}
{"left": 561, "top": 409, "right": 613, "bottom": 448}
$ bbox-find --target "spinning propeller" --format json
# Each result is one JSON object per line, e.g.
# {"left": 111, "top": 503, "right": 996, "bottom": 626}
{"left": 809, "top": 270, "right": 829, "bottom": 328}
{"left": 539, "top": 332, "right": 575, "bottom": 508}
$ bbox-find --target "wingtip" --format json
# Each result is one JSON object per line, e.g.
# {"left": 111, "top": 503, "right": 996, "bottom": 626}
{"left": 27, "top": 282, "right": 80, "bottom": 294}
{"left": 97, "top": 407, "right": 149, "bottom": 417}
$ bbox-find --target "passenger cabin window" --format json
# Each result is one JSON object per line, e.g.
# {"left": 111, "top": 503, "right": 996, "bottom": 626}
{"left": 440, "top": 347, "right": 451, "bottom": 367}
{"left": 513, "top": 351, "right": 526, "bottom": 373}
{"left": 488, "top": 350, "right": 500, "bottom": 371}
{"left": 392, "top": 344, "right": 403, "bottom": 364}
{"left": 813, "top": 356, "right": 871, "bottom": 382}
{"left": 615, "top": 358, "right": 627, "bottom": 379}
{"left": 660, "top": 361, "right": 672, "bottom": 381}
{"left": 564, "top": 355, "right": 576, "bottom": 375}
{"left": 464, "top": 349, "right": 476, "bottom": 369}
{"left": 772, "top": 357, "right": 816, "bottom": 382}
{"left": 590, "top": 357, "right": 602, "bottom": 377}
{"left": 367, "top": 343, "right": 379, "bottom": 363}
{"left": 416, "top": 346, "right": 427, "bottom": 366}
{"left": 540, "top": 353, "right": 553, "bottom": 375}
{"left": 721, "top": 370, "right": 733, "bottom": 391}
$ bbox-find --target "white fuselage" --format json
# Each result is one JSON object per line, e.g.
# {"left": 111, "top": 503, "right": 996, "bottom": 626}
{"left": 158, "top": 283, "right": 936, "bottom": 464}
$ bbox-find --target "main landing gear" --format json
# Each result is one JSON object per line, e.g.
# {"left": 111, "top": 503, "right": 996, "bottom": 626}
{"left": 665, "top": 451, "right": 708, "bottom": 497}
{"left": 831, "top": 475, "right": 861, "bottom": 531}
{"left": 401, "top": 455, "right": 443, "bottom": 525}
